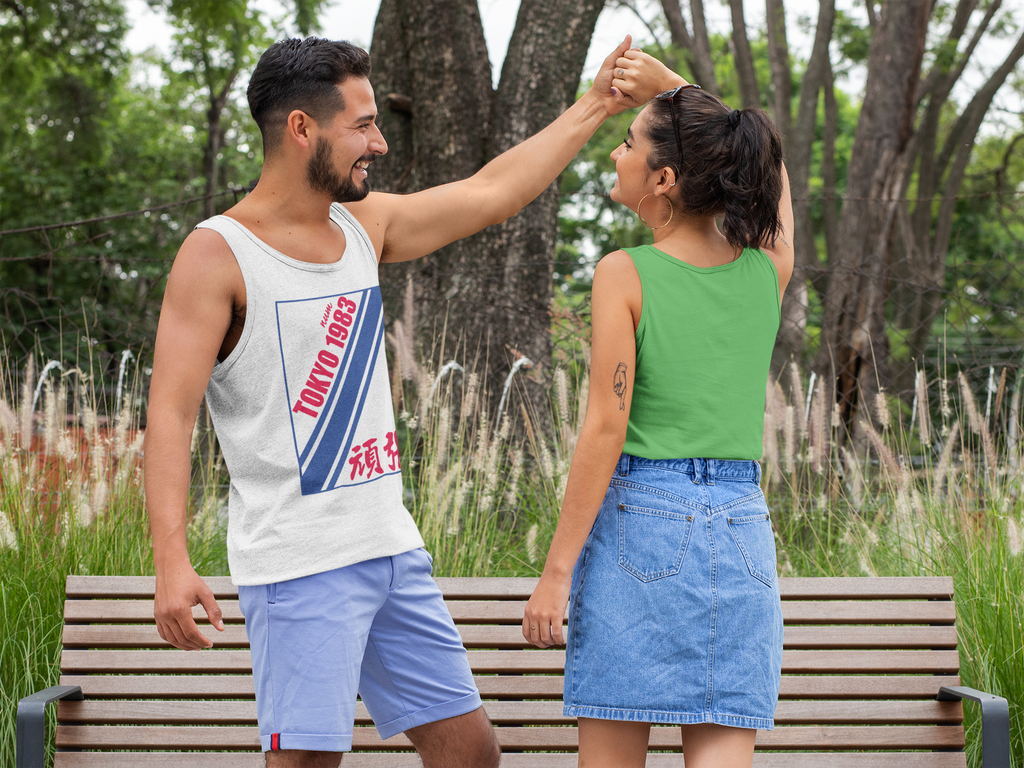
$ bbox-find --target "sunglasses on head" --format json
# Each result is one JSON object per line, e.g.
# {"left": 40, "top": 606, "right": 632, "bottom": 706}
{"left": 655, "top": 84, "right": 702, "bottom": 162}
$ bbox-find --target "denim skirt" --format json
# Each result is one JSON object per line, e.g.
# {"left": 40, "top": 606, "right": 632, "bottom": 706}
{"left": 563, "top": 455, "right": 783, "bottom": 730}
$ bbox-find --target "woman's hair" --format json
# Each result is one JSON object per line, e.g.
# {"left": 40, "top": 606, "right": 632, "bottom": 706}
{"left": 644, "top": 88, "right": 784, "bottom": 250}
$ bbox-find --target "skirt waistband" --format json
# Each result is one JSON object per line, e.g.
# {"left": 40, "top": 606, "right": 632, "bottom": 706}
{"left": 614, "top": 454, "right": 761, "bottom": 486}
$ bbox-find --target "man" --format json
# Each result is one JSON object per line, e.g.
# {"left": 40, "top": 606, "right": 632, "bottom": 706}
{"left": 146, "top": 34, "right": 657, "bottom": 768}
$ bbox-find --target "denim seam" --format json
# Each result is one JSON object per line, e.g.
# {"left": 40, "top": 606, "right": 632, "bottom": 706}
{"left": 569, "top": 533, "right": 591, "bottom": 704}
{"left": 561, "top": 704, "right": 773, "bottom": 730}
{"left": 705, "top": 505, "right": 717, "bottom": 716}
{"left": 713, "top": 488, "right": 768, "bottom": 513}
{"left": 727, "top": 520, "right": 776, "bottom": 588}
{"left": 608, "top": 479, "right": 705, "bottom": 512}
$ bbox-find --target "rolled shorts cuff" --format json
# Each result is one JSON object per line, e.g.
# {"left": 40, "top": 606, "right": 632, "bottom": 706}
{"left": 375, "top": 690, "right": 483, "bottom": 740}
{"left": 563, "top": 704, "right": 774, "bottom": 731}
{"left": 259, "top": 732, "right": 353, "bottom": 752}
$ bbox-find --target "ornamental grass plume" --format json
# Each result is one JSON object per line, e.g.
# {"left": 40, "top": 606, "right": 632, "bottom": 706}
{"left": 860, "top": 419, "right": 905, "bottom": 491}
{"left": 0, "top": 510, "right": 17, "bottom": 550}
{"left": 461, "top": 372, "right": 479, "bottom": 420}
{"left": 940, "top": 375, "right": 952, "bottom": 435}
{"left": 783, "top": 404, "right": 796, "bottom": 477}
{"left": 842, "top": 446, "right": 865, "bottom": 509}
{"left": 788, "top": 361, "right": 807, "bottom": 441}
{"left": 506, "top": 447, "right": 524, "bottom": 507}
{"left": 934, "top": 421, "right": 960, "bottom": 497}
{"left": 874, "top": 389, "right": 891, "bottom": 432}
{"left": 18, "top": 357, "right": 34, "bottom": 448}
{"left": 915, "top": 369, "right": 932, "bottom": 448}
{"left": 1009, "top": 374, "right": 1022, "bottom": 468}
{"left": 525, "top": 522, "right": 539, "bottom": 565}
{"left": 958, "top": 370, "right": 997, "bottom": 478}
{"left": 809, "top": 377, "right": 828, "bottom": 474}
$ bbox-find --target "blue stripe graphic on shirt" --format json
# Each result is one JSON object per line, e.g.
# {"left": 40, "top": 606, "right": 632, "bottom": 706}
{"left": 298, "top": 287, "right": 384, "bottom": 494}
{"left": 296, "top": 292, "right": 370, "bottom": 467}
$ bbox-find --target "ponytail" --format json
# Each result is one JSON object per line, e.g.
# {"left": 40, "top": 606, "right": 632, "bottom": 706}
{"left": 645, "top": 91, "right": 784, "bottom": 250}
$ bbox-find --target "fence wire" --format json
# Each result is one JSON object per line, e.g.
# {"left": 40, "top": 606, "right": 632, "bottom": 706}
{"left": 1, "top": 187, "right": 1022, "bottom": 423}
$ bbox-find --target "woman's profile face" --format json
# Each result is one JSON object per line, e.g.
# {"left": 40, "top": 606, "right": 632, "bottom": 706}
{"left": 609, "top": 106, "right": 655, "bottom": 209}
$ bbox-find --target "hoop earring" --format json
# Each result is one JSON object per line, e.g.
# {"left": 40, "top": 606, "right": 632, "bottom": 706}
{"left": 637, "top": 194, "right": 674, "bottom": 230}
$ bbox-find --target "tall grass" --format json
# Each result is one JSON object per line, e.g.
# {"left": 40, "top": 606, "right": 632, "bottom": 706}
{"left": 0, "top": 353, "right": 228, "bottom": 768}
{"left": 761, "top": 363, "right": 1024, "bottom": 766}
{"left": 1, "top": 320, "right": 1022, "bottom": 767}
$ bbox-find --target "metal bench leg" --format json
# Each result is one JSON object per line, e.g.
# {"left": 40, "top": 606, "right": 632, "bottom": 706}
{"left": 938, "top": 685, "right": 1011, "bottom": 768}
{"left": 16, "top": 685, "right": 84, "bottom": 768}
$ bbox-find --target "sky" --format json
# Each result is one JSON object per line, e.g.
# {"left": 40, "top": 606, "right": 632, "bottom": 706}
{"left": 124, "top": 0, "right": 1022, "bottom": 131}
{"left": 125, "top": 0, "right": 849, "bottom": 91}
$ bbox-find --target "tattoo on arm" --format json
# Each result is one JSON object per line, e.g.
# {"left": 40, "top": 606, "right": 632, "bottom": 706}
{"left": 613, "top": 363, "right": 627, "bottom": 411}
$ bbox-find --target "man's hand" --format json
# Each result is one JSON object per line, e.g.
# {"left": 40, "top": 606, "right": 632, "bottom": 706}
{"left": 611, "top": 49, "right": 690, "bottom": 107}
{"left": 523, "top": 572, "right": 572, "bottom": 648}
{"left": 155, "top": 565, "right": 225, "bottom": 650}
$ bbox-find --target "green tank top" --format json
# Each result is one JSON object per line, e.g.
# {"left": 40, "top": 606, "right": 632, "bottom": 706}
{"left": 622, "top": 244, "right": 780, "bottom": 461}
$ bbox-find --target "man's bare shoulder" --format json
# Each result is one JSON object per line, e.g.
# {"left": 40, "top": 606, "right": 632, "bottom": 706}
{"left": 163, "top": 227, "right": 244, "bottom": 314}
{"left": 340, "top": 192, "right": 399, "bottom": 260}
{"left": 171, "top": 227, "right": 241, "bottom": 280}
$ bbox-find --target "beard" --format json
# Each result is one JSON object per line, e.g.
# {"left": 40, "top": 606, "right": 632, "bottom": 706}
{"left": 306, "top": 137, "right": 371, "bottom": 203}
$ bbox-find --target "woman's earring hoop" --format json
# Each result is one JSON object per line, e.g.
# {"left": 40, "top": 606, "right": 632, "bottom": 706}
{"left": 637, "top": 194, "right": 674, "bottom": 230}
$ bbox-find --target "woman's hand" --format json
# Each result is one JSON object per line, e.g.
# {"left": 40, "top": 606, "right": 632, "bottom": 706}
{"left": 612, "top": 50, "right": 689, "bottom": 106}
{"left": 523, "top": 571, "right": 572, "bottom": 648}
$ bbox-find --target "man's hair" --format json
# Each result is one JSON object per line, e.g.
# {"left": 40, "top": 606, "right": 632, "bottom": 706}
{"left": 247, "top": 38, "right": 371, "bottom": 155}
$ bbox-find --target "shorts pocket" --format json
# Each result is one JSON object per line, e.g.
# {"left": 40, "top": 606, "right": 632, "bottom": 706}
{"left": 727, "top": 512, "right": 777, "bottom": 587}
{"left": 617, "top": 502, "right": 694, "bottom": 582}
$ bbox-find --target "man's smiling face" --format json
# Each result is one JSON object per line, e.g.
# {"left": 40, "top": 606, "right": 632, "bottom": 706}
{"left": 306, "top": 76, "right": 388, "bottom": 203}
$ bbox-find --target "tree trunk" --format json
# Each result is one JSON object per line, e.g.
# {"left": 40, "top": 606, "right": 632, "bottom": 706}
{"left": 815, "top": 0, "right": 930, "bottom": 432}
{"left": 474, "top": 0, "right": 604, "bottom": 408}
{"left": 728, "top": 0, "right": 759, "bottom": 108}
{"left": 900, "top": 26, "right": 1024, "bottom": 385}
{"left": 773, "top": 0, "right": 834, "bottom": 372}
{"left": 369, "top": 0, "right": 603, "bottom": 412}
{"left": 688, "top": 0, "right": 719, "bottom": 94}
{"left": 659, "top": 0, "right": 717, "bottom": 92}
{"left": 765, "top": 0, "right": 792, "bottom": 143}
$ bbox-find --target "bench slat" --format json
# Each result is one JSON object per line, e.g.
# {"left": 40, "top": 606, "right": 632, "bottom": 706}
{"left": 64, "top": 599, "right": 958, "bottom": 625}
{"left": 54, "top": 724, "right": 965, "bottom": 750}
{"left": 55, "top": 699, "right": 964, "bottom": 726}
{"left": 58, "top": 674, "right": 962, "bottom": 700}
{"left": 54, "top": 753, "right": 968, "bottom": 767}
{"left": 59, "top": 649, "right": 962, "bottom": 675}
{"left": 60, "top": 623, "right": 960, "bottom": 650}
{"left": 63, "top": 575, "right": 956, "bottom": 601}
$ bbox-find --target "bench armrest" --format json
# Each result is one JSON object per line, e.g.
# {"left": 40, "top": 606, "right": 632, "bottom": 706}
{"left": 17, "top": 685, "right": 84, "bottom": 768}
{"left": 937, "top": 685, "right": 1011, "bottom": 768}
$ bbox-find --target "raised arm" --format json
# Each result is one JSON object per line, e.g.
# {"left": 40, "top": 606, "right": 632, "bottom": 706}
{"left": 523, "top": 250, "right": 641, "bottom": 648}
{"left": 145, "top": 229, "right": 233, "bottom": 650}
{"left": 762, "top": 163, "right": 795, "bottom": 301}
{"left": 348, "top": 40, "right": 681, "bottom": 263}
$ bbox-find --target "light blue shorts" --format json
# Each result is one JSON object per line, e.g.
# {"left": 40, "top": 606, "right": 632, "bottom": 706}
{"left": 564, "top": 455, "right": 783, "bottom": 730}
{"left": 237, "top": 548, "right": 481, "bottom": 752}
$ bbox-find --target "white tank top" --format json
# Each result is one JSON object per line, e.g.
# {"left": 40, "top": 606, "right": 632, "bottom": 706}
{"left": 196, "top": 204, "right": 423, "bottom": 585}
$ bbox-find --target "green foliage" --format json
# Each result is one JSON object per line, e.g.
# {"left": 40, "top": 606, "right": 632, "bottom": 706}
{"left": 0, "top": 0, "right": 269, "bottom": 375}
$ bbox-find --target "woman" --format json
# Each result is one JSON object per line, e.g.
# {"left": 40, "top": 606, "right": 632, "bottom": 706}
{"left": 523, "top": 52, "right": 793, "bottom": 768}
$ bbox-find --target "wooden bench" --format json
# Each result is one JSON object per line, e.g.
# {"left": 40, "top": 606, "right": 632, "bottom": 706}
{"left": 18, "top": 575, "right": 1011, "bottom": 767}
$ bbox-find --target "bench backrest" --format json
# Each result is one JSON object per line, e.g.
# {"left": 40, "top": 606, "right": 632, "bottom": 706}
{"left": 54, "top": 575, "right": 966, "bottom": 767}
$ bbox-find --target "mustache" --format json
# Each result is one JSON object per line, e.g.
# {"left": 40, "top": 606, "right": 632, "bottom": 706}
{"left": 355, "top": 155, "right": 375, "bottom": 166}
